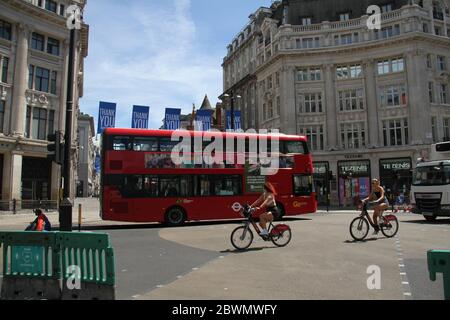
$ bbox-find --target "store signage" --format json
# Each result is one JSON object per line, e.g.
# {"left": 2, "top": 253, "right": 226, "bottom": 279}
{"left": 314, "top": 163, "right": 328, "bottom": 174}
{"left": 339, "top": 161, "right": 370, "bottom": 175}
{"left": 380, "top": 159, "right": 411, "bottom": 171}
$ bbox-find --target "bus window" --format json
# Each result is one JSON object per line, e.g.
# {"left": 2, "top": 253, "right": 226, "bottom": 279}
{"left": 160, "top": 138, "right": 180, "bottom": 152}
{"left": 121, "top": 175, "right": 144, "bottom": 198}
{"left": 199, "top": 176, "right": 211, "bottom": 196}
{"left": 293, "top": 175, "right": 313, "bottom": 196}
{"left": 143, "top": 175, "right": 159, "bottom": 197}
{"left": 180, "top": 176, "right": 193, "bottom": 197}
{"left": 160, "top": 176, "right": 180, "bottom": 197}
{"left": 213, "top": 175, "right": 242, "bottom": 196}
{"left": 283, "top": 141, "right": 307, "bottom": 154}
{"left": 134, "top": 137, "right": 158, "bottom": 152}
{"left": 113, "top": 136, "right": 132, "bottom": 151}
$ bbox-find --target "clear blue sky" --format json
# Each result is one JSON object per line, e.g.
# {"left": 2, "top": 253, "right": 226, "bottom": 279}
{"left": 80, "top": 0, "right": 272, "bottom": 131}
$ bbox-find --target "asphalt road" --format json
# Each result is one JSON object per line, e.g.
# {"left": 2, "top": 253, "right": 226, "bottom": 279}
{"left": 0, "top": 211, "right": 449, "bottom": 300}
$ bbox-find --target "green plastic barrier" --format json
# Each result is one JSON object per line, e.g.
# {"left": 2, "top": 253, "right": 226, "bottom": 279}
{"left": 0, "top": 231, "right": 116, "bottom": 300}
{"left": 0, "top": 232, "right": 60, "bottom": 300}
{"left": 427, "top": 250, "right": 450, "bottom": 300}
{"left": 57, "top": 232, "right": 115, "bottom": 300}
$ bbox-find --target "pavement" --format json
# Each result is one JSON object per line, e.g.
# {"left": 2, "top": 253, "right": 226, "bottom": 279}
{"left": 0, "top": 199, "right": 448, "bottom": 300}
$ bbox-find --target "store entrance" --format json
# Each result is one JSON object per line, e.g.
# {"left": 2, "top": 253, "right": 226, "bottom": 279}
{"left": 380, "top": 158, "right": 412, "bottom": 205}
{"left": 313, "top": 162, "right": 330, "bottom": 206}
{"left": 338, "top": 160, "right": 371, "bottom": 207}
{"left": 21, "top": 157, "right": 51, "bottom": 201}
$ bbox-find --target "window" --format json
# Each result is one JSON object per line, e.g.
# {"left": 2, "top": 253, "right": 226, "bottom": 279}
{"left": 339, "top": 13, "right": 350, "bottom": 21}
{"left": 1, "top": 56, "right": 8, "bottom": 83}
{"left": 441, "top": 84, "right": 448, "bottom": 104}
{"left": 341, "top": 34, "right": 352, "bottom": 45}
{"left": 375, "top": 25, "right": 400, "bottom": 39}
{"left": 336, "top": 64, "right": 362, "bottom": 79}
{"left": 339, "top": 89, "right": 365, "bottom": 111}
{"left": 378, "top": 57, "right": 404, "bottom": 75}
{"left": 268, "top": 100, "right": 274, "bottom": 119}
{"left": 437, "top": 56, "right": 446, "bottom": 71}
{"left": 380, "top": 85, "right": 407, "bottom": 107}
{"left": 433, "top": 2, "right": 444, "bottom": 20}
{"left": 48, "top": 110, "right": 55, "bottom": 136}
{"left": 113, "top": 136, "right": 132, "bottom": 151}
{"left": 50, "top": 71, "right": 57, "bottom": 94}
{"left": 160, "top": 138, "right": 179, "bottom": 152}
{"left": 302, "top": 38, "right": 314, "bottom": 49}
{"left": 444, "top": 118, "right": 450, "bottom": 140}
{"left": 300, "top": 93, "right": 323, "bottom": 114}
{"left": 299, "top": 125, "right": 324, "bottom": 151}
{"left": 47, "top": 37, "right": 60, "bottom": 56}
{"left": 431, "top": 117, "right": 438, "bottom": 142}
{"left": 32, "top": 107, "right": 48, "bottom": 140}
{"left": 35, "top": 67, "right": 50, "bottom": 92}
{"left": 276, "top": 96, "right": 281, "bottom": 116}
{"left": 427, "top": 82, "right": 436, "bottom": 104}
{"left": 275, "top": 72, "right": 280, "bottom": 87}
{"left": 381, "top": 3, "right": 393, "bottom": 13}
{"left": 383, "top": 119, "right": 409, "bottom": 146}
{"left": 31, "top": 33, "right": 45, "bottom": 51}
{"left": 340, "top": 122, "right": 366, "bottom": 149}
{"left": 301, "top": 17, "right": 312, "bottom": 25}
{"left": 0, "top": 100, "right": 4, "bottom": 134}
{"left": 427, "top": 54, "right": 433, "bottom": 68}
{"left": 297, "top": 67, "right": 321, "bottom": 81}
{"left": 212, "top": 175, "right": 242, "bottom": 196}
{"left": 26, "top": 106, "right": 31, "bottom": 138}
{"left": 59, "top": 4, "right": 65, "bottom": 16}
{"left": 199, "top": 175, "right": 211, "bottom": 196}
{"left": 28, "top": 65, "right": 35, "bottom": 89}
{"left": 133, "top": 137, "right": 158, "bottom": 151}
{"left": 294, "top": 175, "right": 314, "bottom": 196}
{"left": 268, "top": 75, "right": 273, "bottom": 89}
{"left": 0, "top": 20, "right": 12, "bottom": 41}
{"left": 45, "top": 0, "right": 57, "bottom": 13}
{"left": 282, "top": 141, "right": 307, "bottom": 154}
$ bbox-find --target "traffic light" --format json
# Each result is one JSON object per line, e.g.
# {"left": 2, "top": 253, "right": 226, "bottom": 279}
{"left": 47, "top": 131, "right": 64, "bottom": 165}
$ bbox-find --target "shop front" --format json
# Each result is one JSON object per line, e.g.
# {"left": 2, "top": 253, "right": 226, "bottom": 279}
{"left": 379, "top": 158, "right": 412, "bottom": 205}
{"left": 338, "top": 160, "right": 371, "bottom": 207}
{"left": 21, "top": 157, "right": 52, "bottom": 206}
{"left": 313, "top": 162, "right": 330, "bottom": 206}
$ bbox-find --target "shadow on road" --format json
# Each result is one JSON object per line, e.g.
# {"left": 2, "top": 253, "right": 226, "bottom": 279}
{"left": 343, "top": 237, "right": 389, "bottom": 244}
{"left": 402, "top": 219, "right": 450, "bottom": 226}
{"left": 76, "top": 217, "right": 312, "bottom": 232}
{"left": 220, "top": 246, "right": 278, "bottom": 254}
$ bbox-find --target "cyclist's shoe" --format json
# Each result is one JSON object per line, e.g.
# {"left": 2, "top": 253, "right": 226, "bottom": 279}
{"left": 372, "top": 226, "right": 380, "bottom": 235}
{"left": 259, "top": 230, "right": 269, "bottom": 237}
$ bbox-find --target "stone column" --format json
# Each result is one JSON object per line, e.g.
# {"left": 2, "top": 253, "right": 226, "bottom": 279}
{"left": 406, "top": 49, "right": 432, "bottom": 145}
{"left": 363, "top": 59, "right": 380, "bottom": 147}
{"left": 2, "top": 152, "right": 23, "bottom": 209}
{"left": 11, "top": 24, "right": 30, "bottom": 137}
{"left": 280, "top": 65, "right": 296, "bottom": 134}
{"left": 324, "top": 64, "right": 338, "bottom": 150}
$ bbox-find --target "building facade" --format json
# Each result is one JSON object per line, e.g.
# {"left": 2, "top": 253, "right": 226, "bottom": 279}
{"left": 76, "top": 112, "right": 95, "bottom": 198}
{"left": 222, "top": 0, "right": 450, "bottom": 206}
{"left": 0, "top": 0, "right": 88, "bottom": 209}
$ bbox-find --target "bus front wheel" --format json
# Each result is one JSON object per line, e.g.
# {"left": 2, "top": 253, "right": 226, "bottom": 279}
{"left": 424, "top": 215, "right": 437, "bottom": 222}
{"left": 165, "top": 207, "right": 186, "bottom": 227}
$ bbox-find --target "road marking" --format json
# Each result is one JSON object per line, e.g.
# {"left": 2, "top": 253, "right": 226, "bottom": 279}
{"left": 177, "top": 275, "right": 183, "bottom": 279}
{"left": 156, "top": 285, "right": 164, "bottom": 288}
{"left": 395, "top": 237, "right": 413, "bottom": 300}
{"left": 402, "top": 282, "right": 410, "bottom": 285}
{"left": 132, "top": 295, "right": 141, "bottom": 299}
{"left": 192, "top": 267, "right": 199, "bottom": 271}
{"left": 399, "top": 264, "right": 405, "bottom": 268}
{"left": 404, "top": 292, "right": 412, "bottom": 296}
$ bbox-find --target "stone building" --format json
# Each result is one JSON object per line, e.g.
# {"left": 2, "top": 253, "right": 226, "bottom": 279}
{"left": 0, "top": 0, "right": 88, "bottom": 209}
{"left": 222, "top": 0, "right": 450, "bottom": 206}
{"left": 76, "top": 112, "right": 95, "bottom": 198}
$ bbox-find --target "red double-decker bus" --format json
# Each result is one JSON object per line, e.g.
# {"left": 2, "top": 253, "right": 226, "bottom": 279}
{"left": 100, "top": 129, "right": 317, "bottom": 226}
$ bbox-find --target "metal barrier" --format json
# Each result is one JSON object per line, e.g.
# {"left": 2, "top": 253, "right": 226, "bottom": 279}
{"left": 0, "top": 200, "right": 58, "bottom": 214}
{"left": 58, "top": 232, "right": 115, "bottom": 300}
{"left": 0, "top": 232, "right": 61, "bottom": 300}
{"left": 428, "top": 250, "right": 450, "bottom": 300}
{"left": 0, "top": 231, "right": 115, "bottom": 300}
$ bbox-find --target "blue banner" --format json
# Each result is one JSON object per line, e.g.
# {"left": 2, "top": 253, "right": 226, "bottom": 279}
{"left": 164, "top": 108, "right": 181, "bottom": 130}
{"left": 226, "top": 110, "right": 242, "bottom": 130}
{"left": 195, "top": 110, "right": 213, "bottom": 131}
{"left": 94, "top": 154, "right": 101, "bottom": 174}
{"left": 97, "top": 101, "right": 116, "bottom": 134}
{"left": 132, "top": 105, "right": 150, "bottom": 129}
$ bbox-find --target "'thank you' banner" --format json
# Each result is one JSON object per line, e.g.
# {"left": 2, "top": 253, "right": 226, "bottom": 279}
{"left": 164, "top": 108, "right": 181, "bottom": 130}
{"left": 226, "top": 110, "right": 242, "bottom": 130}
{"left": 97, "top": 101, "right": 117, "bottom": 134}
{"left": 195, "top": 109, "right": 213, "bottom": 131}
{"left": 132, "top": 105, "right": 150, "bottom": 129}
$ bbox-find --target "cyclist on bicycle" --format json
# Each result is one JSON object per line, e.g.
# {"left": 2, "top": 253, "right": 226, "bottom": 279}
{"left": 250, "top": 182, "right": 279, "bottom": 237}
{"left": 362, "top": 179, "right": 390, "bottom": 234}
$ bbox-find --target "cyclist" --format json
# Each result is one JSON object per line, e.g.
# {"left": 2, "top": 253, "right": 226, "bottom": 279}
{"left": 362, "top": 179, "right": 390, "bottom": 235}
{"left": 250, "top": 182, "right": 279, "bottom": 237}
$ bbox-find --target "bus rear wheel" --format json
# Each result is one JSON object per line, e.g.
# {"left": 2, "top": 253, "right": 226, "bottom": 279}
{"left": 165, "top": 207, "right": 186, "bottom": 227}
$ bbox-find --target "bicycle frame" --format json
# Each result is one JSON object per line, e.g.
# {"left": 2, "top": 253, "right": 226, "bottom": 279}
{"left": 360, "top": 203, "right": 396, "bottom": 229}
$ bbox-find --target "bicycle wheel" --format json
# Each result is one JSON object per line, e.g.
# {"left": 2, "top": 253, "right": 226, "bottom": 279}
{"left": 381, "top": 215, "right": 399, "bottom": 238}
{"left": 350, "top": 217, "right": 369, "bottom": 241}
{"left": 231, "top": 226, "right": 254, "bottom": 250}
{"left": 271, "top": 227, "right": 292, "bottom": 247}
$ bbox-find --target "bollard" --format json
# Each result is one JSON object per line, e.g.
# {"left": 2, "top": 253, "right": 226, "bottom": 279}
{"left": 78, "top": 204, "right": 82, "bottom": 232}
{"left": 13, "top": 199, "right": 16, "bottom": 215}
{"left": 427, "top": 250, "right": 450, "bottom": 300}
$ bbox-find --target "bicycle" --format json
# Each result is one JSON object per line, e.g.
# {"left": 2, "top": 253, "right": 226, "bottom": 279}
{"left": 230, "top": 204, "right": 292, "bottom": 250}
{"left": 349, "top": 201, "right": 399, "bottom": 241}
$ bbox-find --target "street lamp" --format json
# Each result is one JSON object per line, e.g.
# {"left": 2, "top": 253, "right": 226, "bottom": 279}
{"left": 223, "top": 93, "right": 241, "bottom": 130}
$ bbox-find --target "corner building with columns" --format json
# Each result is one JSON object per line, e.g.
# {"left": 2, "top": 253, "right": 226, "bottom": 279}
{"left": 0, "top": 0, "right": 88, "bottom": 210}
{"left": 222, "top": 0, "right": 450, "bottom": 207}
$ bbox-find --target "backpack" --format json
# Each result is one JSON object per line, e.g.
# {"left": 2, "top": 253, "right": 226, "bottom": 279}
{"left": 43, "top": 215, "right": 52, "bottom": 231}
